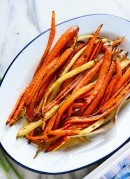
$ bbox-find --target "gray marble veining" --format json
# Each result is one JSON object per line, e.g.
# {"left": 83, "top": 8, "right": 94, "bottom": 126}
{"left": 1, "top": 0, "right": 130, "bottom": 178}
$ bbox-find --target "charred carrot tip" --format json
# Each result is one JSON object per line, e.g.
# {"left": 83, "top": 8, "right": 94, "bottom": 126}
{"left": 52, "top": 11, "right": 55, "bottom": 17}
{"left": 10, "top": 123, "right": 14, "bottom": 127}
{"left": 6, "top": 121, "right": 9, "bottom": 125}
{"left": 44, "top": 150, "right": 49, "bottom": 153}
{"left": 76, "top": 26, "right": 79, "bottom": 31}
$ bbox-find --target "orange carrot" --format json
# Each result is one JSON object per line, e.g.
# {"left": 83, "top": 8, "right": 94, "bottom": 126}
{"left": 6, "top": 92, "right": 24, "bottom": 125}
{"left": 98, "top": 80, "right": 130, "bottom": 113}
{"left": 71, "top": 24, "right": 103, "bottom": 70}
{"left": 99, "top": 58, "right": 122, "bottom": 108}
{"left": 81, "top": 46, "right": 112, "bottom": 114}
{"left": 36, "top": 76, "right": 52, "bottom": 104}
{"left": 26, "top": 92, "right": 38, "bottom": 120}
{"left": 62, "top": 122, "right": 90, "bottom": 130}
{"left": 43, "top": 73, "right": 83, "bottom": 113}
{"left": 88, "top": 41, "right": 101, "bottom": 61}
{"left": 42, "top": 114, "right": 57, "bottom": 135}
{"left": 53, "top": 82, "right": 96, "bottom": 129}
{"left": 73, "top": 58, "right": 103, "bottom": 92}
{"left": 112, "top": 67, "right": 130, "bottom": 94}
{"left": 34, "top": 11, "right": 56, "bottom": 76}
{"left": 93, "top": 41, "right": 103, "bottom": 59}
{"left": 45, "top": 26, "right": 78, "bottom": 63}
{"left": 64, "top": 81, "right": 130, "bottom": 125}
{"left": 26, "top": 47, "right": 74, "bottom": 105}
{"left": 83, "top": 61, "right": 115, "bottom": 116}
{"left": 45, "top": 136, "right": 70, "bottom": 152}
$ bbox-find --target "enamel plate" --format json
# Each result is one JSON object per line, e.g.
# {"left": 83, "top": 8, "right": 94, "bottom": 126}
{"left": 0, "top": 14, "right": 130, "bottom": 174}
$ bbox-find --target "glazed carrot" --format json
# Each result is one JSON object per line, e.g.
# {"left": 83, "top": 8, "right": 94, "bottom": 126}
{"left": 64, "top": 82, "right": 130, "bottom": 125}
{"left": 93, "top": 41, "right": 103, "bottom": 59}
{"left": 42, "top": 113, "right": 57, "bottom": 135}
{"left": 98, "top": 80, "right": 130, "bottom": 113}
{"left": 23, "top": 26, "right": 78, "bottom": 106}
{"left": 111, "top": 36, "right": 125, "bottom": 47}
{"left": 99, "top": 58, "right": 122, "bottom": 108}
{"left": 112, "top": 67, "right": 130, "bottom": 94}
{"left": 81, "top": 46, "right": 112, "bottom": 114}
{"left": 26, "top": 77, "right": 52, "bottom": 120}
{"left": 34, "top": 75, "right": 58, "bottom": 116}
{"left": 6, "top": 92, "right": 24, "bottom": 125}
{"left": 73, "top": 58, "right": 103, "bottom": 92}
{"left": 45, "top": 136, "right": 70, "bottom": 152}
{"left": 62, "top": 122, "right": 90, "bottom": 130}
{"left": 71, "top": 24, "right": 103, "bottom": 70}
{"left": 34, "top": 11, "right": 56, "bottom": 76}
{"left": 43, "top": 60, "right": 96, "bottom": 106}
{"left": 45, "top": 26, "right": 78, "bottom": 63}
{"left": 48, "top": 129, "right": 79, "bottom": 136}
{"left": 26, "top": 135, "right": 40, "bottom": 143}
{"left": 26, "top": 92, "right": 38, "bottom": 120}
{"left": 88, "top": 40, "right": 101, "bottom": 61}
{"left": 78, "top": 89, "right": 93, "bottom": 100}
{"left": 26, "top": 47, "right": 74, "bottom": 105}
{"left": 83, "top": 61, "right": 115, "bottom": 116}
{"left": 73, "top": 102, "right": 83, "bottom": 108}
{"left": 67, "top": 105, "right": 73, "bottom": 118}
{"left": 43, "top": 73, "right": 83, "bottom": 113}
{"left": 67, "top": 102, "right": 83, "bottom": 118}
{"left": 49, "top": 45, "right": 88, "bottom": 101}
{"left": 35, "top": 76, "right": 52, "bottom": 104}
{"left": 53, "top": 81, "right": 96, "bottom": 129}
{"left": 25, "top": 135, "right": 45, "bottom": 141}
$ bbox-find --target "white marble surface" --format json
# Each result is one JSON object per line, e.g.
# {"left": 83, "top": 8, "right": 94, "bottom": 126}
{"left": 0, "top": 0, "right": 130, "bottom": 178}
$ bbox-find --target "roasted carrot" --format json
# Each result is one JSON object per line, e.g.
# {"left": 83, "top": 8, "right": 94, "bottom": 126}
{"left": 6, "top": 92, "right": 24, "bottom": 125}
{"left": 83, "top": 61, "right": 115, "bottom": 116}
{"left": 73, "top": 57, "right": 103, "bottom": 92}
{"left": 26, "top": 92, "right": 38, "bottom": 120}
{"left": 35, "top": 76, "right": 52, "bottom": 104}
{"left": 88, "top": 40, "right": 101, "bottom": 61}
{"left": 45, "top": 136, "right": 70, "bottom": 152}
{"left": 53, "top": 81, "right": 96, "bottom": 129}
{"left": 98, "top": 80, "right": 130, "bottom": 113}
{"left": 43, "top": 60, "right": 95, "bottom": 106}
{"left": 112, "top": 67, "right": 130, "bottom": 94}
{"left": 34, "top": 74, "right": 58, "bottom": 116}
{"left": 67, "top": 105, "right": 73, "bottom": 118}
{"left": 81, "top": 46, "right": 112, "bottom": 114}
{"left": 64, "top": 82, "right": 130, "bottom": 125}
{"left": 45, "top": 26, "right": 78, "bottom": 63}
{"left": 62, "top": 122, "right": 90, "bottom": 130}
{"left": 43, "top": 73, "right": 83, "bottom": 113}
{"left": 49, "top": 45, "right": 88, "bottom": 101}
{"left": 22, "top": 26, "right": 78, "bottom": 107}
{"left": 102, "top": 37, "right": 125, "bottom": 51}
{"left": 93, "top": 41, "right": 103, "bottom": 59}
{"left": 71, "top": 24, "right": 103, "bottom": 70}
{"left": 99, "top": 58, "right": 122, "bottom": 108}
{"left": 73, "top": 102, "right": 83, "bottom": 108}
{"left": 42, "top": 113, "right": 57, "bottom": 135}
{"left": 34, "top": 11, "right": 56, "bottom": 76}
{"left": 48, "top": 129, "right": 79, "bottom": 137}
{"left": 26, "top": 47, "right": 74, "bottom": 105}
{"left": 111, "top": 37, "right": 125, "bottom": 47}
